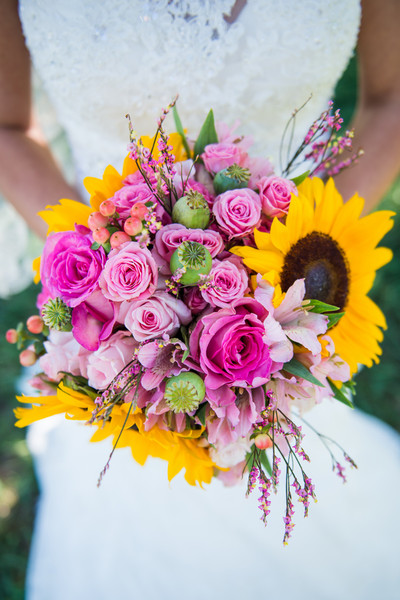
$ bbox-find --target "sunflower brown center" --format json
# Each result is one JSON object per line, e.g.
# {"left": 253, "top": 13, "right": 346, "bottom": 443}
{"left": 280, "top": 232, "right": 349, "bottom": 309}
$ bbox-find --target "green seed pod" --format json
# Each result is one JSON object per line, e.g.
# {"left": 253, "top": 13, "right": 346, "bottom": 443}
{"left": 41, "top": 297, "right": 72, "bottom": 332}
{"left": 170, "top": 241, "right": 212, "bottom": 286}
{"left": 172, "top": 190, "right": 210, "bottom": 229}
{"left": 213, "top": 164, "right": 251, "bottom": 195}
{"left": 164, "top": 372, "right": 206, "bottom": 413}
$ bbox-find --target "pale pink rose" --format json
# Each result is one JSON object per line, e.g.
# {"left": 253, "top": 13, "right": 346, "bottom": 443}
{"left": 86, "top": 331, "right": 137, "bottom": 390}
{"left": 39, "top": 330, "right": 88, "bottom": 382}
{"left": 202, "top": 142, "right": 246, "bottom": 174}
{"left": 209, "top": 436, "right": 252, "bottom": 468}
{"left": 212, "top": 188, "right": 261, "bottom": 239}
{"left": 200, "top": 257, "right": 249, "bottom": 308}
{"left": 120, "top": 291, "right": 191, "bottom": 342}
{"left": 257, "top": 176, "right": 297, "bottom": 218}
{"left": 99, "top": 242, "right": 158, "bottom": 302}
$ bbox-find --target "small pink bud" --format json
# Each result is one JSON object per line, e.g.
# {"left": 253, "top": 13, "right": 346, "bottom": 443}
{"left": 124, "top": 216, "right": 143, "bottom": 236}
{"left": 130, "top": 202, "right": 149, "bottom": 220}
{"left": 5, "top": 328, "right": 18, "bottom": 344}
{"left": 99, "top": 199, "right": 116, "bottom": 217}
{"left": 19, "top": 349, "right": 37, "bottom": 367}
{"left": 88, "top": 211, "right": 109, "bottom": 231}
{"left": 93, "top": 227, "right": 111, "bottom": 244}
{"left": 110, "top": 231, "right": 131, "bottom": 249}
{"left": 26, "top": 315, "right": 44, "bottom": 334}
{"left": 254, "top": 433, "right": 272, "bottom": 450}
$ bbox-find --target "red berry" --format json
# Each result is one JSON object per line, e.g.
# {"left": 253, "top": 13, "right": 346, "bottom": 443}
{"left": 93, "top": 227, "right": 111, "bottom": 244}
{"left": 26, "top": 315, "right": 44, "bottom": 334}
{"left": 5, "top": 328, "right": 18, "bottom": 344}
{"left": 19, "top": 349, "right": 37, "bottom": 367}
{"left": 130, "top": 202, "right": 149, "bottom": 220}
{"left": 124, "top": 216, "right": 142, "bottom": 236}
{"left": 99, "top": 200, "right": 116, "bottom": 217}
{"left": 110, "top": 231, "right": 131, "bottom": 249}
{"left": 254, "top": 433, "right": 272, "bottom": 450}
{"left": 88, "top": 211, "right": 109, "bottom": 231}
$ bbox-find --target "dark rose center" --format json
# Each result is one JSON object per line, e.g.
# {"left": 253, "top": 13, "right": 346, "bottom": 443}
{"left": 280, "top": 232, "right": 349, "bottom": 309}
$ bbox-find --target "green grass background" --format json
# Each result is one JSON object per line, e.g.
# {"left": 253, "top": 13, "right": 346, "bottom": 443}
{"left": 0, "top": 57, "right": 399, "bottom": 598}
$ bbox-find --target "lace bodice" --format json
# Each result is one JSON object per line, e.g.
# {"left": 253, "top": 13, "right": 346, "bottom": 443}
{"left": 19, "top": 0, "right": 361, "bottom": 190}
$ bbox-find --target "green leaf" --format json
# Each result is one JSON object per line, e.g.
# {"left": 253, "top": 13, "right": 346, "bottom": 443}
{"left": 290, "top": 170, "right": 310, "bottom": 186}
{"left": 102, "top": 241, "right": 112, "bottom": 254}
{"left": 180, "top": 326, "right": 190, "bottom": 362}
{"left": 173, "top": 105, "right": 192, "bottom": 158}
{"left": 245, "top": 450, "right": 256, "bottom": 472}
{"left": 193, "top": 109, "right": 218, "bottom": 158}
{"left": 91, "top": 241, "right": 101, "bottom": 250}
{"left": 195, "top": 403, "right": 207, "bottom": 427}
{"left": 305, "top": 299, "right": 340, "bottom": 313}
{"left": 260, "top": 450, "right": 272, "bottom": 476}
{"left": 327, "top": 379, "right": 354, "bottom": 408}
{"left": 283, "top": 357, "right": 324, "bottom": 387}
{"left": 327, "top": 312, "right": 345, "bottom": 328}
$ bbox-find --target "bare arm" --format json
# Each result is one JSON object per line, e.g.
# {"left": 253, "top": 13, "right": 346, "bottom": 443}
{"left": 0, "top": 0, "right": 81, "bottom": 239}
{"left": 334, "top": 0, "right": 400, "bottom": 213}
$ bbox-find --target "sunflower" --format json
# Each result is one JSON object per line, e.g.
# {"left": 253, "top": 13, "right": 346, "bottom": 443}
{"left": 231, "top": 177, "right": 395, "bottom": 374}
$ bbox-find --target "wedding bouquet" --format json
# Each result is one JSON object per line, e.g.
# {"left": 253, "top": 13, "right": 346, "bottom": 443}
{"left": 8, "top": 99, "right": 394, "bottom": 543}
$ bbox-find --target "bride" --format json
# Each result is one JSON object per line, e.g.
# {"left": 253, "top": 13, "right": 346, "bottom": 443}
{"left": 1, "top": 1, "right": 400, "bottom": 598}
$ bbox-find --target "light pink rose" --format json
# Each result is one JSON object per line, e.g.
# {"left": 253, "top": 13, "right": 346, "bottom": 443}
{"left": 202, "top": 142, "right": 246, "bottom": 174}
{"left": 86, "top": 331, "right": 137, "bottom": 390}
{"left": 99, "top": 241, "right": 158, "bottom": 302}
{"left": 257, "top": 176, "right": 297, "bottom": 218}
{"left": 212, "top": 188, "right": 261, "bottom": 239}
{"left": 120, "top": 291, "right": 191, "bottom": 342}
{"left": 39, "top": 330, "right": 88, "bottom": 382}
{"left": 200, "top": 257, "right": 249, "bottom": 308}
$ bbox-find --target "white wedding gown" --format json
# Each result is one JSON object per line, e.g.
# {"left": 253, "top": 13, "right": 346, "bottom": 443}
{"left": 18, "top": 1, "right": 400, "bottom": 599}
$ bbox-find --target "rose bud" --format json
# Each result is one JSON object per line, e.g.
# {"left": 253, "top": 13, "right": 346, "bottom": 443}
{"left": 88, "top": 211, "right": 109, "bottom": 231}
{"left": 99, "top": 199, "right": 116, "bottom": 217}
{"left": 26, "top": 315, "right": 44, "bottom": 334}
{"left": 5, "top": 328, "right": 18, "bottom": 344}
{"left": 172, "top": 190, "right": 210, "bottom": 229}
{"left": 254, "top": 433, "right": 272, "bottom": 450}
{"left": 110, "top": 231, "right": 131, "bottom": 249}
{"left": 124, "top": 216, "right": 143, "bottom": 237}
{"left": 130, "top": 202, "right": 149, "bottom": 220}
{"left": 19, "top": 349, "right": 37, "bottom": 367}
{"left": 93, "top": 227, "right": 111, "bottom": 244}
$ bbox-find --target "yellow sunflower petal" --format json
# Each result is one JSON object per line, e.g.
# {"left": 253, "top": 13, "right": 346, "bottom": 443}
{"left": 38, "top": 199, "right": 92, "bottom": 235}
{"left": 32, "top": 256, "right": 41, "bottom": 284}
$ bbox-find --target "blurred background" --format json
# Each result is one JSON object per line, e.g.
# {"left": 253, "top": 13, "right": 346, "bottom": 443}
{"left": 0, "top": 56, "right": 399, "bottom": 599}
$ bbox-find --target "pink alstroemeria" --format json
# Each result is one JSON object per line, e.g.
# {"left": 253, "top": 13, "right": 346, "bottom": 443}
{"left": 137, "top": 339, "right": 188, "bottom": 390}
{"left": 71, "top": 290, "right": 118, "bottom": 351}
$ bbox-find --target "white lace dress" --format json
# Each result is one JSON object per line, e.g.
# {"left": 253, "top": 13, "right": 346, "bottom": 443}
{"left": 18, "top": 1, "right": 400, "bottom": 599}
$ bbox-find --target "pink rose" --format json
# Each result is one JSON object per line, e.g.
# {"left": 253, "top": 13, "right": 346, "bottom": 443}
{"left": 86, "top": 331, "right": 137, "bottom": 390}
{"left": 183, "top": 287, "right": 208, "bottom": 314}
{"left": 200, "top": 257, "right": 249, "bottom": 308}
{"left": 202, "top": 142, "right": 245, "bottom": 174}
{"left": 99, "top": 241, "right": 158, "bottom": 302}
{"left": 111, "top": 183, "right": 156, "bottom": 219}
{"left": 257, "top": 176, "right": 297, "bottom": 218}
{"left": 212, "top": 189, "right": 261, "bottom": 239}
{"left": 71, "top": 290, "right": 118, "bottom": 351}
{"left": 120, "top": 291, "right": 191, "bottom": 342}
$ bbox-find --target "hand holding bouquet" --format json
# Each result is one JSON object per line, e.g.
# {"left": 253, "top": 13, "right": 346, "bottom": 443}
{"left": 8, "top": 99, "right": 394, "bottom": 543}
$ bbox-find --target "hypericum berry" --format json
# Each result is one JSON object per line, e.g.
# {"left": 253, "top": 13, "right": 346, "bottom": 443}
{"left": 88, "top": 211, "right": 109, "bottom": 231}
{"left": 164, "top": 372, "right": 206, "bottom": 413}
{"left": 5, "top": 328, "right": 18, "bottom": 344}
{"left": 41, "top": 297, "right": 72, "bottom": 331}
{"left": 130, "top": 202, "right": 149, "bottom": 220}
{"left": 172, "top": 190, "right": 210, "bottom": 229}
{"left": 19, "top": 349, "right": 37, "bottom": 367}
{"left": 99, "top": 199, "right": 116, "bottom": 217}
{"left": 26, "top": 315, "right": 44, "bottom": 334}
{"left": 124, "top": 216, "right": 143, "bottom": 236}
{"left": 93, "top": 227, "right": 111, "bottom": 244}
{"left": 110, "top": 231, "right": 131, "bottom": 249}
{"left": 213, "top": 164, "right": 251, "bottom": 195}
{"left": 254, "top": 433, "right": 272, "bottom": 450}
{"left": 170, "top": 241, "right": 212, "bottom": 285}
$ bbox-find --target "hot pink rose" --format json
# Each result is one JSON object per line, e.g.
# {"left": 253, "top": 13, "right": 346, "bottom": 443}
{"left": 200, "top": 257, "right": 249, "bottom": 308}
{"left": 257, "top": 176, "right": 297, "bottom": 218}
{"left": 120, "top": 291, "right": 191, "bottom": 342}
{"left": 212, "top": 189, "right": 261, "bottom": 239}
{"left": 202, "top": 142, "right": 246, "bottom": 173}
{"left": 99, "top": 241, "right": 158, "bottom": 302}
{"left": 86, "top": 331, "right": 137, "bottom": 390}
